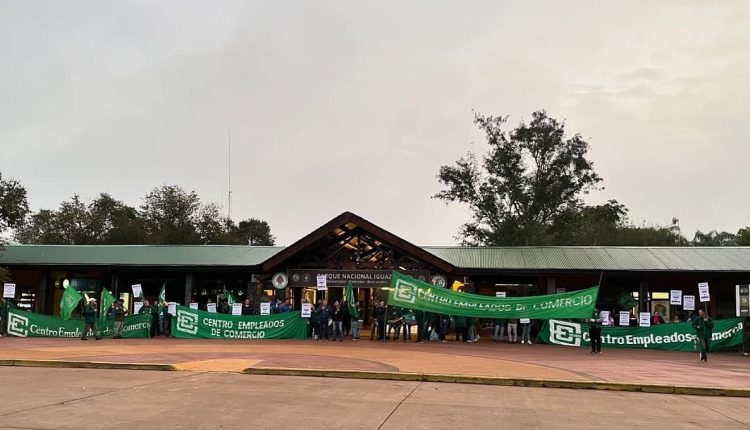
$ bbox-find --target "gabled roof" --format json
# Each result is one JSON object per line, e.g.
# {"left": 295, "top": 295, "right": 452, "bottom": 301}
{"left": 424, "top": 246, "right": 750, "bottom": 272}
{"left": 0, "top": 245, "right": 283, "bottom": 267}
{"left": 260, "top": 212, "right": 455, "bottom": 273}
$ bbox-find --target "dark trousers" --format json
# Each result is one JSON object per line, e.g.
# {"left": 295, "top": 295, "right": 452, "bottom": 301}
{"left": 589, "top": 327, "right": 602, "bottom": 352}
{"left": 700, "top": 337, "right": 711, "bottom": 360}
{"left": 151, "top": 316, "right": 159, "bottom": 337}
{"left": 320, "top": 321, "right": 329, "bottom": 340}
{"left": 82, "top": 322, "right": 99, "bottom": 339}
{"left": 343, "top": 318, "right": 351, "bottom": 336}
{"left": 456, "top": 327, "right": 468, "bottom": 342}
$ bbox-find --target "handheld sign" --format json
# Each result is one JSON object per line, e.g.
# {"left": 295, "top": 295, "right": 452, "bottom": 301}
{"left": 600, "top": 311, "right": 611, "bottom": 326}
{"left": 3, "top": 283, "right": 16, "bottom": 298}
{"left": 736, "top": 285, "right": 750, "bottom": 317}
{"left": 555, "top": 288, "right": 566, "bottom": 294}
{"left": 698, "top": 282, "right": 710, "bottom": 302}
{"left": 495, "top": 292, "right": 506, "bottom": 298}
{"left": 134, "top": 301, "right": 144, "bottom": 314}
{"left": 619, "top": 311, "right": 630, "bottom": 326}
{"left": 260, "top": 302, "right": 271, "bottom": 315}
{"left": 301, "top": 303, "right": 312, "bottom": 318}
{"left": 189, "top": 302, "right": 199, "bottom": 310}
{"left": 131, "top": 284, "right": 143, "bottom": 298}
{"left": 669, "top": 290, "right": 682, "bottom": 305}
{"left": 232, "top": 303, "right": 243, "bottom": 316}
{"left": 168, "top": 302, "right": 177, "bottom": 316}
{"left": 639, "top": 312, "right": 651, "bottom": 327}
{"left": 683, "top": 295, "right": 695, "bottom": 311}
{"left": 207, "top": 303, "right": 217, "bottom": 313}
{"left": 520, "top": 318, "right": 530, "bottom": 324}
{"left": 316, "top": 274, "right": 327, "bottom": 291}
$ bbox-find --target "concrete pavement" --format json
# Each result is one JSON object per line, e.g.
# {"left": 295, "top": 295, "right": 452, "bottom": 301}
{"left": 0, "top": 367, "right": 748, "bottom": 430}
{"left": 0, "top": 337, "right": 748, "bottom": 394}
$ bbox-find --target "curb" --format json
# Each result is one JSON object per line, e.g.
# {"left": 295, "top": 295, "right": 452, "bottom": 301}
{"left": 0, "top": 359, "right": 177, "bottom": 372}
{"left": 243, "top": 367, "right": 750, "bottom": 398}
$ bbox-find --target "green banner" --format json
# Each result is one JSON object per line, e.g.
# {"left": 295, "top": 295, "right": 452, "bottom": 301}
{"left": 170, "top": 305, "right": 307, "bottom": 339}
{"left": 6, "top": 308, "right": 151, "bottom": 338}
{"left": 388, "top": 271, "right": 598, "bottom": 319}
{"left": 538, "top": 318, "right": 744, "bottom": 352}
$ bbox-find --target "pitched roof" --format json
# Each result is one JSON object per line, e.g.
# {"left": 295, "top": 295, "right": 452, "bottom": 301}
{"left": 423, "top": 246, "right": 750, "bottom": 272}
{"left": 0, "top": 245, "right": 284, "bottom": 267}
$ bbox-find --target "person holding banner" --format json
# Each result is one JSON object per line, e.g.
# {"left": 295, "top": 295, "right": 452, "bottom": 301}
{"left": 113, "top": 299, "right": 128, "bottom": 339}
{"left": 693, "top": 309, "right": 714, "bottom": 362}
{"left": 81, "top": 298, "right": 101, "bottom": 341}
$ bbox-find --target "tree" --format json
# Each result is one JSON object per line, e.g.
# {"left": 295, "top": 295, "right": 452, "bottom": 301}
{"left": 140, "top": 185, "right": 201, "bottom": 244}
{"left": 737, "top": 227, "right": 750, "bottom": 246}
{"left": 15, "top": 194, "right": 145, "bottom": 245}
{"left": 692, "top": 230, "right": 737, "bottom": 246}
{"left": 224, "top": 218, "right": 276, "bottom": 246}
{"left": 435, "top": 110, "right": 602, "bottom": 245}
{"left": 0, "top": 173, "right": 30, "bottom": 281}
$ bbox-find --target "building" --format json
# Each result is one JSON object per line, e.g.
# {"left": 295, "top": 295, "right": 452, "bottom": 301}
{"left": 2, "top": 212, "right": 749, "bottom": 320}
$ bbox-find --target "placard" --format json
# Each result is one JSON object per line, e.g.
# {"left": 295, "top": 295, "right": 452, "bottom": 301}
{"left": 669, "top": 290, "right": 682, "bottom": 305}
{"left": 3, "top": 283, "right": 16, "bottom": 298}
{"left": 301, "top": 303, "right": 312, "bottom": 318}
{"left": 131, "top": 284, "right": 143, "bottom": 298}
{"left": 232, "top": 303, "right": 243, "bottom": 316}
{"left": 639, "top": 312, "right": 651, "bottom": 327}
{"left": 207, "top": 303, "right": 217, "bottom": 313}
{"left": 555, "top": 288, "right": 566, "bottom": 294}
{"left": 520, "top": 318, "right": 530, "bottom": 324}
{"left": 698, "top": 282, "right": 710, "bottom": 302}
{"left": 495, "top": 292, "right": 507, "bottom": 298}
{"left": 316, "top": 274, "right": 327, "bottom": 291}
{"left": 600, "top": 311, "right": 611, "bottom": 326}
{"left": 133, "top": 301, "right": 144, "bottom": 314}
{"left": 189, "top": 302, "right": 199, "bottom": 310}
{"left": 168, "top": 302, "right": 177, "bottom": 316}
{"left": 260, "top": 302, "right": 271, "bottom": 315}
{"left": 619, "top": 311, "right": 630, "bottom": 326}
{"left": 737, "top": 285, "right": 750, "bottom": 317}
{"left": 683, "top": 295, "right": 695, "bottom": 311}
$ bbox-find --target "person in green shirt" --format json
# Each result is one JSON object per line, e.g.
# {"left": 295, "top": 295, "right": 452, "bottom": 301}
{"left": 139, "top": 300, "right": 158, "bottom": 338}
{"left": 692, "top": 309, "right": 714, "bottom": 362}
{"left": 81, "top": 298, "right": 101, "bottom": 340}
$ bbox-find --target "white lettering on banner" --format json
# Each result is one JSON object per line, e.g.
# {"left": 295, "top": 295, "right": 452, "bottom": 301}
{"left": 548, "top": 320, "right": 582, "bottom": 346}
{"left": 176, "top": 310, "right": 198, "bottom": 334}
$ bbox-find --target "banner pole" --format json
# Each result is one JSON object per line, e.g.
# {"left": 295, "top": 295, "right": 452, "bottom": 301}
{"left": 383, "top": 304, "right": 388, "bottom": 342}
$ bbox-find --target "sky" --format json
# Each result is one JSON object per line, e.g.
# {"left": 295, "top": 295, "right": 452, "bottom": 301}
{"left": 1, "top": 1, "right": 748, "bottom": 246}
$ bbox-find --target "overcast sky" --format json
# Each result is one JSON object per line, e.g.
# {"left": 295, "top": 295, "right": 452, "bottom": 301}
{"left": 1, "top": 1, "right": 748, "bottom": 246}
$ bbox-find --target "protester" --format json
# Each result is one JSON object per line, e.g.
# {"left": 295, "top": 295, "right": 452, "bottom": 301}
{"left": 415, "top": 309, "right": 427, "bottom": 343}
{"left": 589, "top": 309, "right": 603, "bottom": 354}
{"left": 520, "top": 319, "right": 532, "bottom": 344}
{"left": 139, "top": 300, "right": 158, "bottom": 338}
{"left": 81, "top": 298, "right": 101, "bottom": 340}
{"left": 652, "top": 311, "right": 665, "bottom": 325}
{"left": 318, "top": 300, "right": 331, "bottom": 341}
{"left": 439, "top": 314, "right": 450, "bottom": 343}
{"left": 161, "top": 304, "right": 171, "bottom": 337}
{"left": 342, "top": 298, "right": 350, "bottom": 337}
{"left": 113, "top": 299, "right": 128, "bottom": 339}
{"left": 350, "top": 301, "right": 362, "bottom": 341}
{"left": 241, "top": 299, "right": 254, "bottom": 316}
{"left": 492, "top": 319, "right": 505, "bottom": 342}
{"left": 693, "top": 309, "right": 714, "bottom": 362}
{"left": 332, "top": 301, "right": 344, "bottom": 342}
{"left": 374, "top": 301, "right": 386, "bottom": 340}
{"left": 454, "top": 315, "right": 467, "bottom": 342}
{"left": 507, "top": 318, "right": 518, "bottom": 344}
{"left": 466, "top": 316, "right": 476, "bottom": 342}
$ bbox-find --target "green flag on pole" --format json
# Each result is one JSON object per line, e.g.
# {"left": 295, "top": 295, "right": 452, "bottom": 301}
{"left": 345, "top": 282, "right": 359, "bottom": 320}
{"left": 100, "top": 288, "right": 117, "bottom": 323}
{"left": 59, "top": 286, "right": 83, "bottom": 320}
{"left": 223, "top": 287, "right": 238, "bottom": 306}
{"left": 158, "top": 283, "right": 166, "bottom": 312}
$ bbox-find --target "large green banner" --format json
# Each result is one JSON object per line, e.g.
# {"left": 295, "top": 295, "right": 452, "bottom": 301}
{"left": 388, "top": 271, "right": 598, "bottom": 319}
{"left": 539, "top": 318, "right": 744, "bottom": 352}
{"left": 171, "top": 305, "right": 307, "bottom": 339}
{"left": 6, "top": 308, "right": 151, "bottom": 338}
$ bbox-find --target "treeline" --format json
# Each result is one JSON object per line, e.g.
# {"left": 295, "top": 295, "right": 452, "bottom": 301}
{"left": 1, "top": 179, "right": 274, "bottom": 246}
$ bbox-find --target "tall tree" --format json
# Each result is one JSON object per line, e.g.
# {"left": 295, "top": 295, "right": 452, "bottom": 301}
{"left": 0, "top": 173, "right": 30, "bottom": 281}
{"left": 692, "top": 230, "right": 737, "bottom": 246}
{"left": 140, "top": 185, "right": 201, "bottom": 244}
{"left": 224, "top": 218, "right": 276, "bottom": 246}
{"left": 737, "top": 227, "right": 750, "bottom": 246}
{"left": 435, "top": 110, "right": 602, "bottom": 245}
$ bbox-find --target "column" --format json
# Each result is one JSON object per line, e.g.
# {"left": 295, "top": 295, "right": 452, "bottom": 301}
{"left": 185, "top": 273, "right": 195, "bottom": 305}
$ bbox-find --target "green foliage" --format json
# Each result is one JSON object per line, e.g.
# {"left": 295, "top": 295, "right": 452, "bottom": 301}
{"left": 737, "top": 227, "right": 750, "bottom": 246}
{"left": 15, "top": 185, "right": 275, "bottom": 246}
{"left": 692, "top": 230, "right": 738, "bottom": 246}
{"left": 435, "top": 110, "right": 602, "bottom": 245}
{"left": 0, "top": 173, "right": 30, "bottom": 281}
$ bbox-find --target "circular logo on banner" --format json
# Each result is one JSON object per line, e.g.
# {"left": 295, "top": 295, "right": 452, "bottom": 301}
{"left": 272, "top": 272, "right": 289, "bottom": 290}
{"left": 430, "top": 275, "right": 448, "bottom": 288}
